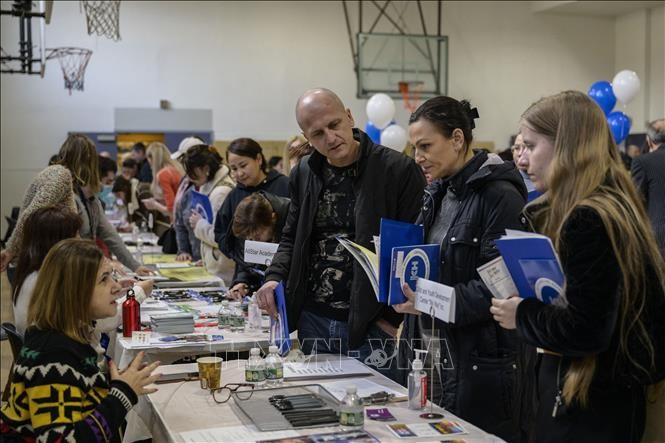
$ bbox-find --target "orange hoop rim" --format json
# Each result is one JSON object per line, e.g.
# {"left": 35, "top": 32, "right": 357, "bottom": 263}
{"left": 399, "top": 81, "right": 425, "bottom": 113}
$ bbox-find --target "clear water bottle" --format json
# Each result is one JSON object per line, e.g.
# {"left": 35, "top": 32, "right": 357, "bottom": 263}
{"left": 338, "top": 385, "right": 364, "bottom": 430}
{"left": 247, "top": 294, "right": 262, "bottom": 331}
{"left": 228, "top": 304, "right": 245, "bottom": 331}
{"left": 132, "top": 223, "right": 144, "bottom": 264}
{"left": 217, "top": 301, "right": 230, "bottom": 329}
{"left": 245, "top": 347, "right": 265, "bottom": 386}
{"left": 264, "top": 345, "right": 283, "bottom": 386}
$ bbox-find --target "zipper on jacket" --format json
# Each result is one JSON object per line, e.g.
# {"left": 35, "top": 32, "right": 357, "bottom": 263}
{"left": 551, "top": 357, "right": 563, "bottom": 418}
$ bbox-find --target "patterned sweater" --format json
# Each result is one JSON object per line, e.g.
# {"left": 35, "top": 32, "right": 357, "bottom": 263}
{"left": 0, "top": 328, "right": 137, "bottom": 443}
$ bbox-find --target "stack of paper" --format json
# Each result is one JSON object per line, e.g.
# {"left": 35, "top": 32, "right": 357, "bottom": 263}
{"left": 150, "top": 312, "right": 195, "bottom": 334}
{"left": 283, "top": 358, "right": 372, "bottom": 381}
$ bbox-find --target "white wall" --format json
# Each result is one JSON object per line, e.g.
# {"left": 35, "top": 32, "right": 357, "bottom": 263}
{"left": 0, "top": 1, "right": 652, "bottom": 232}
{"left": 614, "top": 5, "right": 665, "bottom": 138}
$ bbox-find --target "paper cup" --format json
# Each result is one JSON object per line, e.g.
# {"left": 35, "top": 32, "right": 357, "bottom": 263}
{"left": 197, "top": 356, "right": 223, "bottom": 390}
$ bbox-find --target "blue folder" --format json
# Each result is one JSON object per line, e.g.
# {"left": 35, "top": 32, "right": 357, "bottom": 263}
{"left": 271, "top": 282, "right": 292, "bottom": 356}
{"left": 494, "top": 234, "right": 565, "bottom": 304}
{"left": 389, "top": 244, "right": 440, "bottom": 305}
{"left": 190, "top": 190, "right": 213, "bottom": 222}
{"left": 378, "top": 219, "right": 424, "bottom": 304}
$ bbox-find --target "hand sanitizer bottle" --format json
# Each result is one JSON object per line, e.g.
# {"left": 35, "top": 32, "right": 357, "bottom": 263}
{"left": 408, "top": 349, "right": 427, "bottom": 410}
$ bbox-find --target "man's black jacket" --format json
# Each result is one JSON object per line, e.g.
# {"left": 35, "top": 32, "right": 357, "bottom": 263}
{"left": 265, "top": 128, "right": 426, "bottom": 348}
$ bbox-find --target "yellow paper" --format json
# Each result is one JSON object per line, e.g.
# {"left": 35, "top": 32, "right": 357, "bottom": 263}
{"left": 158, "top": 266, "right": 216, "bottom": 282}
{"left": 142, "top": 254, "right": 180, "bottom": 265}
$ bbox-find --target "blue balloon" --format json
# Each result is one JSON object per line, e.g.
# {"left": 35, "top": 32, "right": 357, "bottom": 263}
{"left": 588, "top": 81, "right": 617, "bottom": 116}
{"left": 365, "top": 120, "right": 381, "bottom": 143}
{"left": 607, "top": 111, "right": 631, "bottom": 144}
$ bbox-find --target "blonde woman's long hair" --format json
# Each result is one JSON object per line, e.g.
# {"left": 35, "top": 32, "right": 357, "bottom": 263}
{"left": 282, "top": 134, "right": 308, "bottom": 175}
{"left": 522, "top": 90, "right": 665, "bottom": 407}
{"left": 27, "top": 238, "right": 104, "bottom": 343}
{"left": 146, "top": 142, "right": 185, "bottom": 198}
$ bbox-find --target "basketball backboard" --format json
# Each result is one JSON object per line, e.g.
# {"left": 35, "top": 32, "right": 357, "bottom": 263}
{"left": 357, "top": 32, "right": 448, "bottom": 99}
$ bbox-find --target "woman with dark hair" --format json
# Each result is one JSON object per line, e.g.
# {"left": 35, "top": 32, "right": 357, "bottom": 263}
{"left": 1, "top": 239, "right": 159, "bottom": 442}
{"left": 175, "top": 144, "right": 235, "bottom": 282}
{"left": 490, "top": 91, "right": 665, "bottom": 442}
{"left": 214, "top": 138, "right": 289, "bottom": 298}
{"left": 394, "top": 96, "right": 526, "bottom": 442}
{"left": 228, "top": 191, "right": 290, "bottom": 299}
{"left": 12, "top": 205, "right": 153, "bottom": 368}
{"left": 13, "top": 206, "right": 83, "bottom": 336}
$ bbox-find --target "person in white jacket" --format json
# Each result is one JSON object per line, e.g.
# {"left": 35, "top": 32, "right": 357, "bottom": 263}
{"left": 182, "top": 144, "right": 236, "bottom": 285}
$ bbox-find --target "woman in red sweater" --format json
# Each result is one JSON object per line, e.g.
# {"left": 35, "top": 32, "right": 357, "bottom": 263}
{"left": 143, "top": 142, "right": 185, "bottom": 222}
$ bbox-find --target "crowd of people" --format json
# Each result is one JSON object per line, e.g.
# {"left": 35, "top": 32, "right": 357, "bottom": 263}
{"left": 0, "top": 87, "right": 664, "bottom": 443}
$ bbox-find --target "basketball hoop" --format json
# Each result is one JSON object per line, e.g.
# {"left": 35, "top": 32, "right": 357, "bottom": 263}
{"left": 80, "top": 0, "right": 121, "bottom": 41}
{"left": 399, "top": 81, "right": 424, "bottom": 113}
{"left": 46, "top": 47, "right": 92, "bottom": 94}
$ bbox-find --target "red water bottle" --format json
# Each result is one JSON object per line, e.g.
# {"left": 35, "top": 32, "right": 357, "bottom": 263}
{"left": 122, "top": 288, "right": 140, "bottom": 337}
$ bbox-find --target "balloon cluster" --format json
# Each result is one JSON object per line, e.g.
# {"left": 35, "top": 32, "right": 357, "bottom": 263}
{"left": 587, "top": 70, "right": 640, "bottom": 145}
{"left": 364, "top": 93, "right": 408, "bottom": 152}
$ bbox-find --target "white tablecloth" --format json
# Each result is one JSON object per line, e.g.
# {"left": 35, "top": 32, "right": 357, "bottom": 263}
{"left": 128, "top": 354, "right": 504, "bottom": 443}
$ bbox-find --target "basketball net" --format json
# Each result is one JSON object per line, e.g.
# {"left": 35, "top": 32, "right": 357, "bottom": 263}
{"left": 80, "top": 0, "right": 121, "bottom": 41}
{"left": 47, "top": 47, "right": 93, "bottom": 94}
{"left": 399, "top": 81, "right": 424, "bottom": 113}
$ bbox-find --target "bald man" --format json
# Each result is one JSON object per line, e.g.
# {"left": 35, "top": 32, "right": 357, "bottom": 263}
{"left": 631, "top": 119, "right": 665, "bottom": 256}
{"left": 257, "top": 88, "right": 426, "bottom": 379}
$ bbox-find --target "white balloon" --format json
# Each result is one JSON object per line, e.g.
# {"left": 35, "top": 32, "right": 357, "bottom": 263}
{"left": 366, "top": 93, "right": 396, "bottom": 129}
{"left": 380, "top": 124, "right": 408, "bottom": 152}
{"left": 612, "top": 70, "right": 640, "bottom": 105}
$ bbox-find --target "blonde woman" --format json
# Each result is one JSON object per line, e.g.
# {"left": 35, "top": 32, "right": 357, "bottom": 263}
{"left": 142, "top": 142, "right": 185, "bottom": 222}
{"left": 282, "top": 134, "right": 312, "bottom": 175}
{"left": 0, "top": 239, "right": 159, "bottom": 441}
{"left": 491, "top": 91, "right": 665, "bottom": 442}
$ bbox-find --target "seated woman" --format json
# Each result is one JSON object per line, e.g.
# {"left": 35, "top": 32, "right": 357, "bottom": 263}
{"left": 0, "top": 238, "right": 160, "bottom": 442}
{"left": 13, "top": 206, "right": 82, "bottom": 336}
{"left": 490, "top": 91, "right": 665, "bottom": 443}
{"left": 214, "top": 138, "right": 290, "bottom": 298}
{"left": 12, "top": 206, "right": 153, "bottom": 369}
{"left": 178, "top": 144, "right": 235, "bottom": 282}
{"left": 228, "top": 191, "right": 290, "bottom": 299}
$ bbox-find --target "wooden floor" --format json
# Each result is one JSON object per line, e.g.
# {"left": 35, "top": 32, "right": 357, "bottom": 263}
{"left": 1, "top": 272, "right": 14, "bottom": 393}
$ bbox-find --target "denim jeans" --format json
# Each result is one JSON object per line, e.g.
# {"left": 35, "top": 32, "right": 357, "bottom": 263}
{"left": 297, "top": 310, "right": 398, "bottom": 382}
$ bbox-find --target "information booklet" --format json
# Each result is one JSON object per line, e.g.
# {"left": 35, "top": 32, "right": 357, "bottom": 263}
{"left": 478, "top": 230, "right": 565, "bottom": 304}
{"left": 190, "top": 190, "right": 213, "bottom": 222}
{"left": 337, "top": 218, "right": 429, "bottom": 305}
{"left": 389, "top": 244, "right": 440, "bottom": 305}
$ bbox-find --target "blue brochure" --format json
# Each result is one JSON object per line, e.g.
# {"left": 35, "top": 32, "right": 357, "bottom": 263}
{"left": 378, "top": 219, "right": 424, "bottom": 304}
{"left": 494, "top": 231, "right": 565, "bottom": 304}
{"left": 190, "top": 190, "right": 213, "bottom": 222}
{"left": 389, "top": 244, "right": 440, "bottom": 305}
{"left": 271, "top": 282, "right": 291, "bottom": 356}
